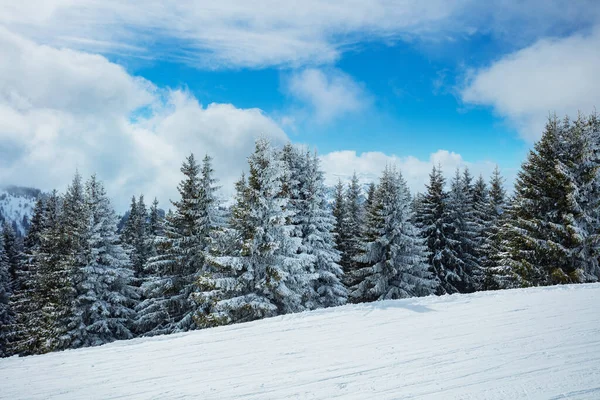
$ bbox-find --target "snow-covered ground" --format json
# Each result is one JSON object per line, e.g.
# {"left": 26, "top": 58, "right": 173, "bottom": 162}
{"left": 1, "top": 284, "right": 599, "bottom": 399}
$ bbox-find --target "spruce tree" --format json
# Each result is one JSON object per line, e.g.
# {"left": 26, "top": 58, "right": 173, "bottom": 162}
{"left": 480, "top": 167, "right": 509, "bottom": 290}
{"left": 445, "top": 168, "right": 479, "bottom": 293}
{"left": 70, "top": 175, "right": 136, "bottom": 348}
{"left": 332, "top": 179, "right": 351, "bottom": 278}
{"left": 2, "top": 221, "right": 20, "bottom": 287}
{"left": 415, "top": 166, "right": 459, "bottom": 294}
{"left": 195, "top": 139, "right": 311, "bottom": 327}
{"left": 351, "top": 166, "right": 435, "bottom": 302}
{"left": 33, "top": 189, "right": 73, "bottom": 353}
{"left": 300, "top": 152, "right": 347, "bottom": 308}
{"left": 138, "top": 154, "right": 219, "bottom": 335}
{"left": 121, "top": 196, "right": 150, "bottom": 280}
{"left": 498, "top": 116, "right": 579, "bottom": 286}
{"left": 8, "top": 197, "right": 45, "bottom": 355}
{"left": 0, "top": 235, "right": 14, "bottom": 357}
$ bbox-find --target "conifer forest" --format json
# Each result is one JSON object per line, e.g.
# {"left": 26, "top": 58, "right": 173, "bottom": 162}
{"left": 2, "top": 113, "right": 600, "bottom": 358}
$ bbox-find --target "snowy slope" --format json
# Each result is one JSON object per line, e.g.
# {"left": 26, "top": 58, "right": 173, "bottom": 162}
{"left": 0, "top": 186, "right": 41, "bottom": 235}
{"left": 1, "top": 284, "right": 600, "bottom": 399}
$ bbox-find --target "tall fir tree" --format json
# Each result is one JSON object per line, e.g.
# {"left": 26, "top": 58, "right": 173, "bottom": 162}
{"left": 332, "top": 179, "right": 351, "bottom": 276}
{"left": 138, "top": 154, "right": 219, "bottom": 335}
{"left": 7, "top": 197, "right": 45, "bottom": 355}
{"left": 300, "top": 152, "right": 347, "bottom": 308}
{"left": 444, "top": 169, "right": 479, "bottom": 293}
{"left": 415, "top": 166, "right": 460, "bottom": 294}
{"left": 33, "top": 189, "right": 73, "bottom": 353}
{"left": 480, "top": 167, "right": 509, "bottom": 290}
{"left": 498, "top": 116, "right": 581, "bottom": 286}
{"left": 0, "top": 234, "right": 14, "bottom": 357}
{"left": 69, "top": 175, "right": 136, "bottom": 348}
{"left": 2, "top": 221, "right": 20, "bottom": 288}
{"left": 351, "top": 166, "right": 435, "bottom": 302}
{"left": 194, "top": 139, "right": 311, "bottom": 327}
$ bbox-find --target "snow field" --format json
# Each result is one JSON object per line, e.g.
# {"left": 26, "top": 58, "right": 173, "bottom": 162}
{"left": 1, "top": 283, "right": 599, "bottom": 399}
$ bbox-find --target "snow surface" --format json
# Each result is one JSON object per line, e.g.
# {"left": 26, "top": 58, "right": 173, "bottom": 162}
{"left": 1, "top": 284, "right": 600, "bottom": 399}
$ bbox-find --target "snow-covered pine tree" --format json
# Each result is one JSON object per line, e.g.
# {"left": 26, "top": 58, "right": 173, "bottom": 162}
{"left": 333, "top": 174, "right": 363, "bottom": 289}
{"left": 58, "top": 172, "right": 93, "bottom": 350}
{"left": 555, "top": 113, "right": 600, "bottom": 282}
{"left": 138, "top": 154, "right": 219, "bottom": 335}
{"left": 415, "top": 166, "right": 459, "bottom": 294}
{"left": 332, "top": 179, "right": 351, "bottom": 279}
{"left": 0, "top": 222, "right": 19, "bottom": 356}
{"left": 145, "top": 198, "right": 163, "bottom": 261}
{"left": 69, "top": 175, "right": 136, "bottom": 348}
{"left": 350, "top": 166, "right": 435, "bottom": 302}
{"left": 346, "top": 173, "right": 363, "bottom": 263}
{"left": 2, "top": 221, "right": 20, "bottom": 288}
{"left": 195, "top": 138, "right": 311, "bottom": 327}
{"left": 7, "top": 197, "right": 45, "bottom": 355}
{"left": 300, "top": 151, "right": 347, "bottom": 308}
{"left": 578, "top": 112, "right": 600, "bottom": 281}
{"left": 444, "top": 169, "right": 478, "bottom": 293}
{"left": 121, "top": 195, "right": 150, "bottom": 280}
{"left": 32, "top": 189, "right": 74, "bottom": 354}
{"left": 479, "top": 167, "right": 509, "bottom": 290}
{"left": 121, "top": 196, "right": 139, "bottom": 250}
{"left": 498, "top": 116, "right": 579, "bottom": 287}
{"left": 0, "top": 233, "right": 14, "bottom": 357}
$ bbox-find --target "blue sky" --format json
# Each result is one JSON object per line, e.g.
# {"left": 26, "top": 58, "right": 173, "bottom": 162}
{"left": 1, "top": 1, "right": 599, "bottom": 209}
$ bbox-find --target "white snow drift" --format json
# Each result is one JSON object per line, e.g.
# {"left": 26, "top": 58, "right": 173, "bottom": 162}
{"left": 1, "top": 284, "right": 599, "bottom": 399}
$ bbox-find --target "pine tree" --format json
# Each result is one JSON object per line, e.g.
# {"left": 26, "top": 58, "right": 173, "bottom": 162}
{"left": 69, "top": 175, "right": 136, "bottom": 348}
{"left": 480, "top": 167, "right": 509, "bottom": 290}
{"left": 351, "top": 166, "right": 434, "bottom": 302}
{"left": 58, "top": 172, "right": 92, "bottom": 350}
{"left": 333, "top": 174, "right": 363, "bottom": 288}
{"left": 415, "top": 166, "right": 459, "bottom": 294}
{"left": 146, "top": 198, "right": 163, "bottom": 259}
{"left": 195, "top": 139, "right": 311, "bottom": 327}
{"left": 578, "top": 112, "right": 600, "bottom": 281}
{"left": 0, "top": 234, "right": 14, "bottom": 357}
{"left": 33, "top": 189, "right": 73, "bottom": 353}
{"left": 445, "top": 168, "right": 479, "bottom": 293}
{"left": 121, "top": 196, "right": 150, "bottom": 280}
{"left": 138, "top": 154, "right": 219, "bottom": 335}
{"left": 8, "top": 197, "right": 45, "bottom": 355}
{"left": 121, "top": 196, "right": 139, "bottom": 250}
{"left": 332, "top": 179, "right": 351, "bottom": 276}
{"left": 346, "top": 173, "right": 363, "bottom": 262}
{"left": 498, "top": 116, "right": 579, "bottom": 286}
{"left": 300, "top": 152, "right": 347, "bottom": 308}
{"left": 2, "top": 221, "right": 20, "bottom": 287}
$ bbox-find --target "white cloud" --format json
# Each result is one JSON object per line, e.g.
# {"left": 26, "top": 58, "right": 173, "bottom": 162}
{"left": 320, "top": 149, "right": 503, "bottom": 195}
{"left": 3, "top": 0, "right": 598, "bottom": 69}
{"left": 287, "top": 69, "right": 369, "bottom": 123}
{"left": 0, "top": 28, "right": 287, "bottom": 210}
{"left": 461, "top": 27, "right": 600, "bottom": 141}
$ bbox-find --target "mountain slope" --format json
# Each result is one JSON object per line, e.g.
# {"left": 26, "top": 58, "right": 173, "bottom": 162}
{"left": 1, "top": 284, "right": 599, "bottom": 399}
{"left": 0, "top": 186, "right": 41, "bottom": 236}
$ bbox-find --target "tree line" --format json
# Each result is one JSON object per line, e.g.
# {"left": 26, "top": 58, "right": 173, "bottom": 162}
{"left": 1, "top": 113, "right": 599, "bottom": 357}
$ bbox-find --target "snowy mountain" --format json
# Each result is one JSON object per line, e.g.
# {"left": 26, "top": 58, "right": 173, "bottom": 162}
{"left": 0, "top": 186, "right": 42, "bottom": 236}
{"left": 1, "top": 283, "right": 599, "bottom": 399}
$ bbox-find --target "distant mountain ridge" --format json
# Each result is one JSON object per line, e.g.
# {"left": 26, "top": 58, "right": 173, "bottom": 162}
{"left": 0, "top": 185, "right": 42, "bottom": 236}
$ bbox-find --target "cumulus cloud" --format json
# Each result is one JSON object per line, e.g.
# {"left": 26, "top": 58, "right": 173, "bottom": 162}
{"left": 461, "top": 27, "right": 600, "bottom": 141}
{"left": 0, "top": 28, "right": 287, "bottom": 210}
{"left": 320, "top": 149, "right": 503, "bottom": 195}
{"left": 286, "top": 69, "right": 369, "bottom": 123}
{"left": 2, "top": 0, "right": 598, "bottom": 69}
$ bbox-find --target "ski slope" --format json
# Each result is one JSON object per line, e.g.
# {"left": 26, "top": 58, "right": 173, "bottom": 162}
{"left": 1, "top": 284, "right": 599, "bottom": 399}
